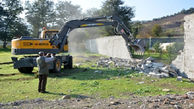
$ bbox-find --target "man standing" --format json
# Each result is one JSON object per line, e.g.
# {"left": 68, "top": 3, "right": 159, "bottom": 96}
{"left": 36, "top": 51, "right": 54, "bottom": 93}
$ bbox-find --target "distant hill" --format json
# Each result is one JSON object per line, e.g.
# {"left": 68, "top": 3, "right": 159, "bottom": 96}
{"left": 137, "top": 8, "right": 194, "bottom": 38}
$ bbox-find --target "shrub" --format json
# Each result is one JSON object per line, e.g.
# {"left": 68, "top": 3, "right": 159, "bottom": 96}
{"left": 174, "top": 42, "right": 184, "bottom": 53}
{"left": 166, "top": 44, "right": 176, "bottom": 64}
{"left": 153, "top": 42, "right": 162, "bottom": 53}
{"left": 151, "top": 24, "right": 162, "bottom": 37}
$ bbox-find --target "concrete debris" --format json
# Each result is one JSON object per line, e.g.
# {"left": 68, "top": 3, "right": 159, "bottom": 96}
{"left": 109, "top": 101, "right": 121, "bottom": 105}
{"left": 97, "top": 57, "right": 186, "bottom": 78}
{"left": 146, "top": 57, "right": 154, "bottom": 62}
{"left": 97, "top": 57, "right": 136, "bottom": 69}
{"left": 137, "top": 81, "right": 144, "bottom": 84}
{"left": 94, "top": 70, "right": 102, "bottom": 74}
{"left": 186, "top": 91, "right": 194, "bottom": 99}
{"left": 74, "top": 63, "right": 82, "bottom": 67}
{"left": 62, "top": 95, "right": 71, "bottom": 99}
{"left": 177, "top": 76, "right": 182, "bottom": 81}
{"left": 91, "top": 65, "right": 96, "bottom": 67}
{"left": 162, "top": 89, "right": 171, "bottom": 92}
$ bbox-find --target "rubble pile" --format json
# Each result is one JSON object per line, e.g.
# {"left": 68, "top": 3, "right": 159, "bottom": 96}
{"left": 97, "top": 57, "right": 136, "bottom": 68}
{"left": 97, "top": 57, "right": 187, "bottom": 78}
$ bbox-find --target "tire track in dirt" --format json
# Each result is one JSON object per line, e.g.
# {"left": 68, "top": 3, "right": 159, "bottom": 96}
{"left": 0, "top": 62, "right": 13, "bottom": 65}
{"left": 0, "top": 73, "right": 20, "bottom": 77}
{"left": 0, "top": 77, "right": 36, "bottom": 82}
{"left": 0, "top": 72, "right": 36, "bottom": 82}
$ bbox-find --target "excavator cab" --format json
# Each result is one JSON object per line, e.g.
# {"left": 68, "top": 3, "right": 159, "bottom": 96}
{"left": 39, "top": 28, "right": 59, "bottom": 39}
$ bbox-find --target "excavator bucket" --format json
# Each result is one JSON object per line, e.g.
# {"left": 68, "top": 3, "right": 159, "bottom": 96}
{"left": 129, "top": 39, "right": 145, "bottom": 55}
{"left": 130, "top": 44, "right": 145, "bottom": 55}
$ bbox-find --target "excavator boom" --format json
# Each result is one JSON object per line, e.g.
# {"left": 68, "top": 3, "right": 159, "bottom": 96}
{"left": 50, "top": 16, "right": 144, "bottom": 54}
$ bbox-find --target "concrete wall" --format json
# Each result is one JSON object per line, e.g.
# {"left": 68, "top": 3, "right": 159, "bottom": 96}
{"left": 85, "top": 36, "right": 132, "bottom": 60}
{"left": 172, "top": 14, "right": 194, "bottom": 78}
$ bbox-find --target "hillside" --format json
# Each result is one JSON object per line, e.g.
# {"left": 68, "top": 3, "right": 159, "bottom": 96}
{"left": 137, "top": 8, "right": 194, "bottom": 38}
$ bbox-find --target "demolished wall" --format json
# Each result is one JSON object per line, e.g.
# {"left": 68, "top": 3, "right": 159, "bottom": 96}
{"left": 172, "top": 14, "right": 194, "bottom": 78}
{"left": 85, "top": 36, "right": 132, "bottom": 60}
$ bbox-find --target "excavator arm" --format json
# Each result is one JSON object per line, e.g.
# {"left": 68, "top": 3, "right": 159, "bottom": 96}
{"left": 49, "top": 16, "right": 144, "bottom": 54}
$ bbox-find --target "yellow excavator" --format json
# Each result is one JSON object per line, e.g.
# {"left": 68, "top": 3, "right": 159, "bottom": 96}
{"left": 11, "top": 16, "right": 144, "bottom": 73}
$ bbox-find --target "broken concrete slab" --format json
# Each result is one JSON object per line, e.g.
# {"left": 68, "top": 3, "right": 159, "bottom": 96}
{"left": 146, "top": 57, "right": 155, "bottom": 62}
{"left": 152, "top": 62, "right": 164, "bottom": 68}
{"left": 176, "top": 76, "right": 182, "bottom": 81}
{"left": 186, "top": 91, "right": 194, "bottom": 99}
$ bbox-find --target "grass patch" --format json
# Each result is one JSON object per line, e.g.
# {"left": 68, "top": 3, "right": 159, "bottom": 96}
{"left": 0, "top": 49, "right": 193, "bottom": 103}
{"left": 0, "top": 48, "right": 13, "bottom": 63}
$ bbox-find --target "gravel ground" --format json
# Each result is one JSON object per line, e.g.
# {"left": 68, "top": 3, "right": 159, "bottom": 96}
{"left": 0, "top": 94, "right": 194, "bottom": 109}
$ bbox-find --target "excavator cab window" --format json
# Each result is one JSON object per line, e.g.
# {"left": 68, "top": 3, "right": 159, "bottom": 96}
{"left": 45, "top": 31, "right": 58, "bottom": 39}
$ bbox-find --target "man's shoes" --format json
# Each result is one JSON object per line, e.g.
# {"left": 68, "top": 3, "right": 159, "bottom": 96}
{"left": 40, "top": 91, "right": 48, "bottom": 93}
{"left": 38, "top": 89, "right": 48, "bottom": 93}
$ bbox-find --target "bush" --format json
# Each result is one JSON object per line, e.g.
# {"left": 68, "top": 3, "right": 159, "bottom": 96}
{"left": 166, "top": 44, "right": 176, "bottom": 64}
{"left": 151, "top": 24, "right": 162, "bottom": 37}
{"left": 174, "top": 42, "right": 184, "bottom": 53}
{"left": 153, "top": 42, "right": 162, "bottom": 53}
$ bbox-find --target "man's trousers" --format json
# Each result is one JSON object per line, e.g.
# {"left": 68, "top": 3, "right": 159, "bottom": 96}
{"left": 38, "top": 75, "right": 47, "bottom": 92}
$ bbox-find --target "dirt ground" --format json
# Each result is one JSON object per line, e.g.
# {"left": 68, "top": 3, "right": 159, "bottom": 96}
{"left": 0, "top": 94, "right": 193, "bottom": 109}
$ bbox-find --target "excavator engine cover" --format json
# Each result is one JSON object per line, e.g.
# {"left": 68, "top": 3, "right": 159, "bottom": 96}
{"left": 11, "top": 36, "right": 68, "bottom": 55}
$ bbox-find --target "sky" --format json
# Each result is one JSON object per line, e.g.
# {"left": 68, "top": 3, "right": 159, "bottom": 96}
{"left": 20, "top": 0, "right": 194, "bottom": 21}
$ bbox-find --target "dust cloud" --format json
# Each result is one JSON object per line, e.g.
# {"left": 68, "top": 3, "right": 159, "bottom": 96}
{"left": 68, "top": 27, "right": 102, "bottom": 54}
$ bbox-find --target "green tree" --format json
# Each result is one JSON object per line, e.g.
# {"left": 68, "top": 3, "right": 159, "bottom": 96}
{"left": 82, "top": 8, "right": 105, "bottom": 39}
{"left": 25, "top": 0, "right": 55, "bottom": 37}
{"left": 9, "top": 20, "right": 30, "bottom": 38}
{"left": 98, "top": 0, "right": 134, "bottom": 35}
{"left": 131, "top": 21, "right": 142, "bottom": 38}
{"left": 0, "top": 4, "right": 7, "bottom": 26}
{"left": 166, "top": 44, "right": 176, "bottom": 64}
{"left": 84, "top": 8, "right": 100, "bottom": 17}
{"left": 0, "top": 3, "right": 7, "bottom": 33}
{"left": 0, "top": 0, "right": 29, "bottom": 48}
{"left": 151, "top": 24, "right": 162, "bottom": 37}
{"left": 153, "top": 42, "right": 161, "bottom": 53}
{"left": 153, "top": 42, "right": 162, "bottom": 58}
{"left": 166, "top": 42, "right": 184, "bottom": 64}
{"left": 55, "top": 1, "right": 82, "bottom": 28}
